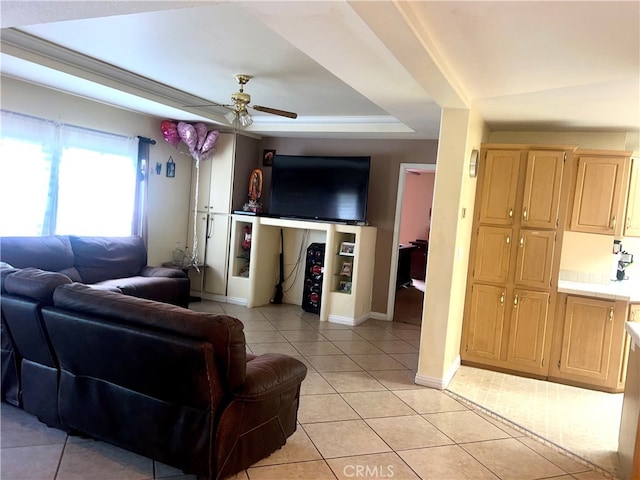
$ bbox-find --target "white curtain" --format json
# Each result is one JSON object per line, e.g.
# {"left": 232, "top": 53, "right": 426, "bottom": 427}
{"left": 0, "top": 110, "right": 138, "bottom": 236}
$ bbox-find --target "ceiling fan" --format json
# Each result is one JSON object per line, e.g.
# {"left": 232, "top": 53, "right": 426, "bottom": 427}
{"left": 186, "top": 74, "right": 298, "bottom": 127}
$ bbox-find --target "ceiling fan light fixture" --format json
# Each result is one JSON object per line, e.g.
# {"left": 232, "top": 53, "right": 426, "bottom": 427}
{"left": 238, "top": 109, "right": 253, "bottom": 127}
{"left": 224, "top": 110, "right": 236, "bottom": 124}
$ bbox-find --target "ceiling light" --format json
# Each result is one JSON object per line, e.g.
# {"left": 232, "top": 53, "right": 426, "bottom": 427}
{"left": 238, "top": 109, "right": 253, "bottom": 127}
{"left": 224, "top": 110, "right": 236, "bottom": 124}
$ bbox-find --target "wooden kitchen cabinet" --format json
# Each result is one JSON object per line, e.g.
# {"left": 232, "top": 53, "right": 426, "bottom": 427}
{"left": 521, "top": 150, "right": 565, "bottom": 229}
{"left": 513, "top": 229, "right": 556, "bottom": 289}
{"left": 549, "top": 294, "right": 627, "bottom": 391}
{"left": 624, "top": 157, "right": 640, "bottom": 237}
{"left": 570, "top": 151, "right": 631, "bottom": 236}
{"left": 472, "top": 226, "right": 513, "bottom": 285}
{"left": 478, "top": 150, "right": 521, "bottom": 225}
{"left": 620, "top": 304, "right": 640, "bottom": 390}
{"left": 463, "top": 284, "right": 507, "bottom": 363}
{"left": 506, "top": 289, "right": 550, "bottom": 374}
{"left": 462, "top": 144, "right": 570, "bottom": 378}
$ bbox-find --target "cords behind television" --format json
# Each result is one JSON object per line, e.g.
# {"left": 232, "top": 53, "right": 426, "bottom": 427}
{"left": 278, "top": 229, "right": 309, "bottom": 304}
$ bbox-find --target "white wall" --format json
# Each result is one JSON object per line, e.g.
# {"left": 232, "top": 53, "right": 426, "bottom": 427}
{"left": 417, "top": 107, "right": 490, "bottom": 388}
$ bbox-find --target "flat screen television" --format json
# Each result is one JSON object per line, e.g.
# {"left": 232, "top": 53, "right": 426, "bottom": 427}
{"left": 269, "top": 154, "right": 371, "bottom": 224}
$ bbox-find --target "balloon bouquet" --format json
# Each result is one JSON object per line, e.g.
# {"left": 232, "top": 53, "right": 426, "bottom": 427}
{"left": 160, "top": 120, "right": 220, "bottom": 270}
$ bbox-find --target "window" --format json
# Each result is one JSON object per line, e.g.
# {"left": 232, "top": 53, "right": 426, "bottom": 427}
{"left": 0, "top": 111, "right": 138, "bottom": 237}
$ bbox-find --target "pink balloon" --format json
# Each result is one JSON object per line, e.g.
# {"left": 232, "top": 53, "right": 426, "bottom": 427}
{"left": 194, "top": 122, "right": 208, "bottom": 152}
{"left": 160, "top": 120, "right": 180, "bottom": 147}
{"left": 200, "top": 130, "right": 219, "bottom": 158}
{"left": 177, "top": 122, "right": 197, "bottom": 153}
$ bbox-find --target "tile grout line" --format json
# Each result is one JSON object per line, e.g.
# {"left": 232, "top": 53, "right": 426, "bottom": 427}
{"left": 443, "top": 389, "right": 621, "bottom": 480}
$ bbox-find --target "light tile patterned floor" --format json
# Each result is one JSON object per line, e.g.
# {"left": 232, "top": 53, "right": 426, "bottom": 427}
{"left": 447, "top": 365, "right": 623, "bottom": 477}
{"left": 0, "top": 301, "right": 614, "bottom": 479}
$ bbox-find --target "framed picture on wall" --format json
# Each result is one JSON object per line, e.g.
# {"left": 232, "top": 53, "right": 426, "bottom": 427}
{"left": 263, "top": 149, "right": 276, "bottom": 167}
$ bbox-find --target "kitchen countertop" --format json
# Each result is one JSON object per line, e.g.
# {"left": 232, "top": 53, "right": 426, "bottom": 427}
{"left": 627, "top": 321, "right": 640, "bottom": 346}
{"left": 557, "top": 278, "right": 640, "bottom": 302}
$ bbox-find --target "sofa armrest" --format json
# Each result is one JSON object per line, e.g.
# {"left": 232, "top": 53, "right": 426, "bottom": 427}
{"left": 139, "top": 266, "right": 187, "bottom": 278}
{"left": 234, "top": 353, "right": 307, "bottom": 401}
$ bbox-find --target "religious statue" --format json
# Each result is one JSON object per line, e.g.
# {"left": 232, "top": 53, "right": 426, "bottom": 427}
{"left": 243, "top": 168, "right": 263, "bottom": 213}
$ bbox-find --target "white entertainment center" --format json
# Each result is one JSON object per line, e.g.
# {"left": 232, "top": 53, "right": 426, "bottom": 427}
{"left": 184, "top": 138, "right": 377, "bottom": 325}
{"left": 227, "top": 214, "right": 377, "bottom": 325}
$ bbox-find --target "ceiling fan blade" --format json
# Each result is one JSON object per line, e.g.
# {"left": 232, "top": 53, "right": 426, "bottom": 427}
{"left": 182, "top": 103, "right": 233, "bottom": 110}
{"left": 252, "top": 105, "right": 298, "bottom": 119}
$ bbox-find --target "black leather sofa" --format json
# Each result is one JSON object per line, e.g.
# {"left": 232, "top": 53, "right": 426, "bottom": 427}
{"left": 0, "top": 269, "right": 307, "bottom": 480}
{"left": 0, "top": 235, "right": 190, "bottom": 307}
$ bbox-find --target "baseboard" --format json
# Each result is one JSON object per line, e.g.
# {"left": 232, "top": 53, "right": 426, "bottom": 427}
{"left": 328, "top": 312, "right": 371, "bottom": 326}
{"left": 226, "top": 297, "right": 248, "bottom": 306}
{"left": 369, "top": 311, "right": 391, "bottom": 321}
{"left": 189, "top": 290, "right": 226, "bottom": 301}
{"left": 415, "top": 355, "right": 461, "bottom": 390}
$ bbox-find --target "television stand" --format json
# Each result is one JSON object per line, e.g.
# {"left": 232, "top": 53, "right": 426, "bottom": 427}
{"left": 226, "top": 215, "right": 377, "bottom": 325}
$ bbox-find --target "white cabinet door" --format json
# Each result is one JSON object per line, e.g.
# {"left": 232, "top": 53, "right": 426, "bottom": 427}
{"left": 203, "top": 214, "right": 231, "bottom": 296}
{"left": 190, "top": 158, "right": 212, "bottom": 213}
{"left": 208, "top": 133, "right": 235, "bottom": 214}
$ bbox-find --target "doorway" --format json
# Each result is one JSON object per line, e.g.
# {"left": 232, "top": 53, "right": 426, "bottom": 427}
{"left": 387, "top": 163, "right": 436, "bottom": 326}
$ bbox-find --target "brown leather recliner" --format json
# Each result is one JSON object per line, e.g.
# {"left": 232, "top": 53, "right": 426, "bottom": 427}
{"left": 41, "top": 283, "right": 307, "bottom": 479}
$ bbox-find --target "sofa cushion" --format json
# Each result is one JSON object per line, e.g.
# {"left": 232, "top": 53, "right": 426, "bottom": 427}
{"left": 0, "top": 236, "right": 75, "bottom": 272}
{"left": 53, "top": 283, "right": 247, "bottom": 390}
{"left": 1, "top": 265, "right": 19, "bottom": 293}
{"left": 5, "top": 268, "right": 72, "bottom": 303}
{"left": 96, "top": 276, "right": 190, "bottom": 307}
{"left": 69, "top": 236, "right": 147, "bottom": 284}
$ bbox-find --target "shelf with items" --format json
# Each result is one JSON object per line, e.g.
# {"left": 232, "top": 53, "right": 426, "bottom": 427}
{"left": 332, "top": 233, "right": 356, "bottom": 294}
{"left": 227, "top": 215, "right": 377, "bottom": 322}
{"left": 232, "top": 221, "right": 252, "bottom": 278}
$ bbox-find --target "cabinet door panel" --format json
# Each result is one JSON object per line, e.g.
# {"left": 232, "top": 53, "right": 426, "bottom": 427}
{"left": 624, "top": 158, "right": 640, "bottom": 237}
{"left": 186, "top": 212, "right": 208, "bottom": 292}
{"left": 521, "top": 151, "right": 564, "bottom": 229}
{"left": 203, "top": 214, "right": 231, "bottom": 295}
{"left": 507, "top": 290, "right": 549, "bottom": 372}
{"left": 571, "top": 156, "right": 627, "bottom": 234}
{"left": 559, "top": 296, "right": 614, "bottom": 381}
{"left": 464, "top": 284, "right": 506, "bottom": 361}
{"left": 514, "top": 229, "right": 555, "bottom": 289}
{"left": 473, "top": 226, "right": 512, "bottom": 284}
{"left": 208, "top": 134, "right": 234, "bottom": 213}
{"left": 479, "top": 150, "right": 520, "bottom": 225}
{"left": 190, "top": 158, "right": 212, "bottom": 212}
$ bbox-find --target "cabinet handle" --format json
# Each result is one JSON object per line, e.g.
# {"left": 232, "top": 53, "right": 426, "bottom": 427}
{"left": 628, "top": 217, "right": 632, "bottom": 230}
{"left": 500, "top": 292, "right": 505, "bottom": 305}
{"left": 519, "top": 235, "right": 524, "bottom": 247}
{"left": 508, "top": 208, "right": 513, "bottom": 219}
{"left": 207, "top": 216, "right": 214, "bottom": 239}
{"left": 611, "top": 216, "right": 617, "bottom": 229}
{"left": 506, "top": 235, "right": 511, "bottom": 246}
{"left": 522, "top": 207, "right": 528, "bottom": 222}
{"left": 609, "top": 307, "right": 614, "bottom": 322}
{"left": 513, "top": 294, "right": 518, "bottom": 307}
